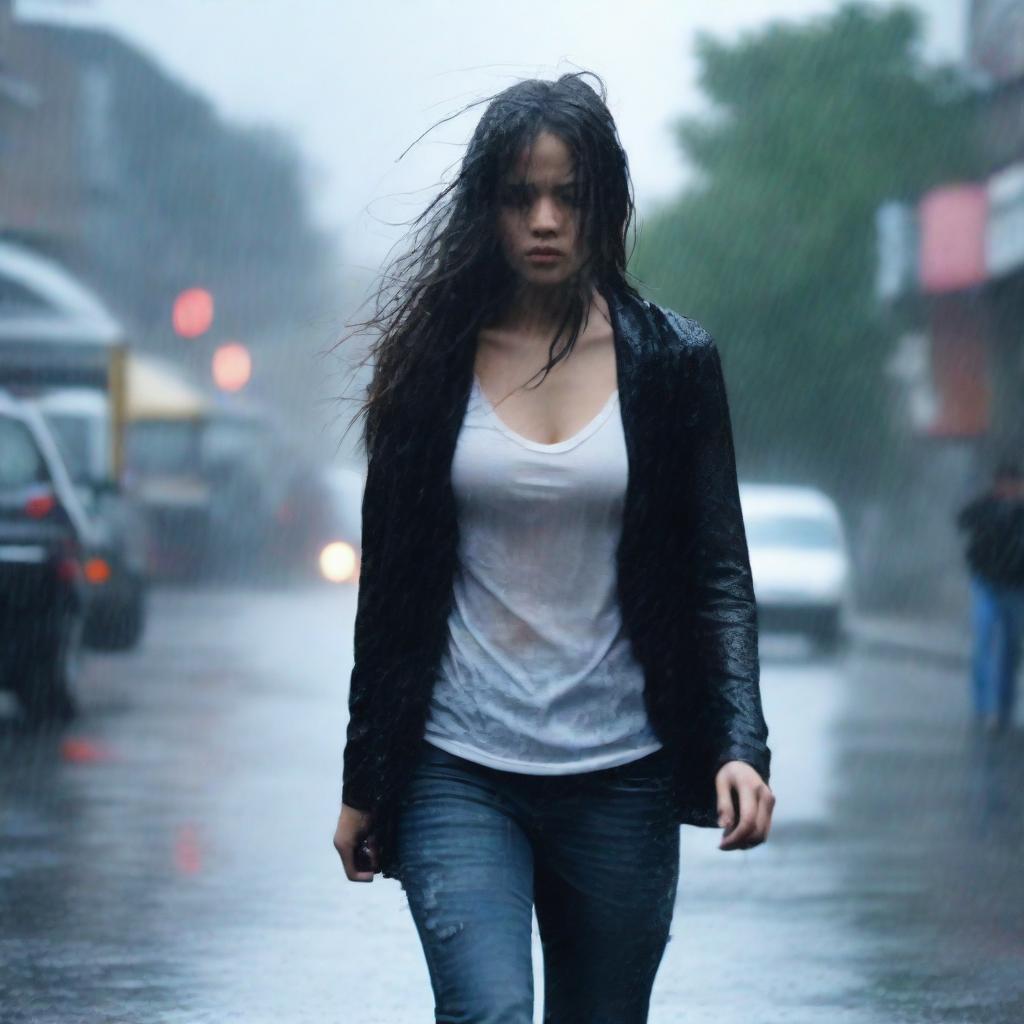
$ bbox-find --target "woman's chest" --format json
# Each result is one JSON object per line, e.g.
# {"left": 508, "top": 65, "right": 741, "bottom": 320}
{"left": 472, "top": 329, "right": 619, "bottom": 448}
{"left": 452, "top": 379, "right": 629, "bottom": 520}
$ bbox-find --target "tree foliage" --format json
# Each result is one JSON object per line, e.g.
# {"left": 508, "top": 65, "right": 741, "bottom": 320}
{"left": 632, "top": 3, "right": 981, "bottom": 496}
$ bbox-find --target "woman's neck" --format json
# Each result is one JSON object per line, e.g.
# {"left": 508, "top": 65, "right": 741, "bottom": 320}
{"left": 497, "top": 279, "right": 589, "bottom": 338}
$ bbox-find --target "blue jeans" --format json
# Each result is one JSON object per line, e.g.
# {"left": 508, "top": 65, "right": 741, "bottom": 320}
{"left": 970, "top": 576, "right": 1024, "bottom": 724}
{"left": 394, "top": 740, "right": 680, "bottom": 1024}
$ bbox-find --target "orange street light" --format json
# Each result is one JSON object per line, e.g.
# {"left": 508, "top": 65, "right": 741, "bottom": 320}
{"left": 212, "top": 342, "right": 252, "bottom": 392}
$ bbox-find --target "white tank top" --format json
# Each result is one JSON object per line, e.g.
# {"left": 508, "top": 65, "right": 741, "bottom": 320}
{"left": 423, "top": 373, "right": 664, "bottom": 774}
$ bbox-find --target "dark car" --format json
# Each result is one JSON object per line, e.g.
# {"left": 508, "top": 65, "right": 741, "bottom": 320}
{"left": 0, "top": 391, "right": 91, "bottom": 722}
{"left": 33, "top": 387, "right": 148, "bottom": 649}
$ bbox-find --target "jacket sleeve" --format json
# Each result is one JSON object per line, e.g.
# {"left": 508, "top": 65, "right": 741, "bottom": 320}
{"left": 340, "top": 440, "right": 392, "bottom": 812}
{"left": 686, "top": 333, "right": 771, "bottom": 784}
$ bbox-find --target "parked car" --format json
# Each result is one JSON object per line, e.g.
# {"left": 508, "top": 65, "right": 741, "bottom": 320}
{"left": 0, "top": 238, "right": 144, "bottom": 649}
{"left": 32, "top": 388, "right": 148, "bottom": 650}
{"left": 740, "top": 483, "right": 851, "bottom": 651}
{"left": 0, "top": 391, "right": 91, "bottom": 722}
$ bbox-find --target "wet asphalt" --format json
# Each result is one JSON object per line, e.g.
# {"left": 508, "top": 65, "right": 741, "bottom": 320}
{"left": 0, "top": 585, "right": 1021, "bottom": 1024}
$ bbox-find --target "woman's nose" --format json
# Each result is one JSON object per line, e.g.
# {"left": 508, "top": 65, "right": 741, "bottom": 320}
{"left": 529, "top": 196, "right": 561, "bottom": 234}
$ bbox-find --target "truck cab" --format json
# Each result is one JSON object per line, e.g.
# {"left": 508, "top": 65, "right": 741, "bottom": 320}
{"left": 0, "top": 239, "right": 148, "bottom": 650}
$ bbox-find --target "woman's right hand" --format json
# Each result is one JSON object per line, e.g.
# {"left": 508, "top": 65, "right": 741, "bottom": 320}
{"left": 333, "top": 803, "right": 380, "bottom": 882}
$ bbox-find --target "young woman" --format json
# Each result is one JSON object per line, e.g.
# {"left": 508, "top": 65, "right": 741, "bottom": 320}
{"left": 333, "top": 71, "right": 774, "bottom": 1022}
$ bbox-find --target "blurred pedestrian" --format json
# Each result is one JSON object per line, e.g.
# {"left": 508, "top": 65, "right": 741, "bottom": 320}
{"left": 957, "top": 458, "right": 1024, "bottom": 734}
{"left": 332, "top": 71, "right": 773, "bottom": 1023}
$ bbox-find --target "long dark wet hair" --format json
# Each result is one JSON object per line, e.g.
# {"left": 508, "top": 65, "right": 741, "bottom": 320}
{"left": 342, "top": 70, "right": 640, "bottom": 456}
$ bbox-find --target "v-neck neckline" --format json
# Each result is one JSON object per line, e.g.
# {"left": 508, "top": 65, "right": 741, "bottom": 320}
{"left": 472, "top": 375, "right": 620, "bottom": 454}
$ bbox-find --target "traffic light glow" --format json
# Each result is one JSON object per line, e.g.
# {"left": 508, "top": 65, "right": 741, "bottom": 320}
{"left": 212, "top": 342, "right": 252, "bottom": 392}
{"left": 172, "top": 288, "right": 215, "bottom": 339}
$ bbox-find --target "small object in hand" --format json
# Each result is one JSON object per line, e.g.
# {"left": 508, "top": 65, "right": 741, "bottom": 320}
{"left": 355, "top": 838, "right": 374, "bottom": 872}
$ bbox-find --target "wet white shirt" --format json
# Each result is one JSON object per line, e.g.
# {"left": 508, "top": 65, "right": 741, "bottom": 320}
{"left": 423, "top": 373, "right": 664, "bottom": 774}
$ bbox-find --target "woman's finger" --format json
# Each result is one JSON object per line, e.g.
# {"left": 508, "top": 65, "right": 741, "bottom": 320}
{"left": 715, "top": 772, "right": 737, "bottom": 830}
{"left": 753, "top": 787, "right": 773, "bottom": 845}
{"left": 719, "top": 779, "right": 758, "bottom": 849}
{"left": 764, "top": 787, "right": 776, "bottom": 838}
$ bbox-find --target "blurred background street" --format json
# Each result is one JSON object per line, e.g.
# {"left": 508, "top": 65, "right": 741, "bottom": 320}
{"left": 2, "top": 0, "right": 1024, "bottom": 1020}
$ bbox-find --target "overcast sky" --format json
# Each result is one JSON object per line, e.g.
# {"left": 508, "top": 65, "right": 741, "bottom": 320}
{"left": 20, "top": 0, "right": 966, "bottom": 266}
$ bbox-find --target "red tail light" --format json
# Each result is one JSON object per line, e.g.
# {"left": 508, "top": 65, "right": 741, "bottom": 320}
{"left": 56, "top": 536, "right": 81, "bottom": 583}
{"left": 25, "top": 492, "right": 56, "bottom": 518}
{"left": 84, "top": 557, "right": 112, "bottom": 585}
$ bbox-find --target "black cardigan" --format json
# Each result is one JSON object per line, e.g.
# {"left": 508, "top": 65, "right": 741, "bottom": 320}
{"left": 341, "top": 282, "right": 771, "bottom": 879}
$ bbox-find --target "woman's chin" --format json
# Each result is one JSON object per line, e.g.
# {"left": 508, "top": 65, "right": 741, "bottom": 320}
{"left": 516, "top": 266, "right": 577, "bottom": 288}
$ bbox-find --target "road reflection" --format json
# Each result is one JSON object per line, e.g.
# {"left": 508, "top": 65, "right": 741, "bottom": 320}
{"left": 1, "top": 592, "right": 1021, "bottom": 1022}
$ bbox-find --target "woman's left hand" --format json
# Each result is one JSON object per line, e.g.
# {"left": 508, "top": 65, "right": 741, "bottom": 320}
{"left": 715, "top": 761, "right": 775, "bottom": 851}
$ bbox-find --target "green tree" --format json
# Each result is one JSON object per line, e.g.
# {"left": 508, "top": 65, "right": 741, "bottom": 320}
{"left": 632, "top": 3, "right": 980, "bottom": 497}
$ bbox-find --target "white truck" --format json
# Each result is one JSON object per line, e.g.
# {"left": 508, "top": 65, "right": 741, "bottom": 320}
{"left": 0, "top": 240, "right": 148, "bottom": 650}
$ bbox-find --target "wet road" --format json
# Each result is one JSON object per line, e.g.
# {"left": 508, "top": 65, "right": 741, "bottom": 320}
{"left": 1, "top": 586, "right": 1022, "bottom": 1023}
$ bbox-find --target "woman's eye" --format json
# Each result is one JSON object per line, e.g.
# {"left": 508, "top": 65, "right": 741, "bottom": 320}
{"left": 497, "top": 185, "right": 580, "bottom": 209}
{"left": 499, "top": 188, "right": 530, "bottom": 208}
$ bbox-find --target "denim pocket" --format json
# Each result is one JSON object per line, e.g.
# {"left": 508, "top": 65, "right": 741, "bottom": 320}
{"left": 400, "top": 742, "right": 504, "bottom": 819}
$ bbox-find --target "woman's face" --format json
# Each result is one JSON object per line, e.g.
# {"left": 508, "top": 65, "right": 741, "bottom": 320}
{"left": 495, "top": 130, "right": 588, "bottom": 287}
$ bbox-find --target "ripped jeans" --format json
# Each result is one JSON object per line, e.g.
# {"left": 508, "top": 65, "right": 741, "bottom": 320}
{"left": 393, "top": 739, "right": 680, "bottom": 1024}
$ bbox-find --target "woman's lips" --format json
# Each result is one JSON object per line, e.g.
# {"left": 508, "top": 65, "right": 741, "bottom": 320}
{"left": 526, "top": 251, "right": 562, "bottom": 264}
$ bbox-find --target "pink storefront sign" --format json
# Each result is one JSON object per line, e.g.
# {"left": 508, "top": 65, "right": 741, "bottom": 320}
{"left": 918, "top": 185, "right": 988, "bottom": 294}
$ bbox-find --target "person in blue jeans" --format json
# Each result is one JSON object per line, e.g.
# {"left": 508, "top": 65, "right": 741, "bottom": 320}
{"left": 958, "top": 459, "right": 1024, "bottom": 734}
{"left": 395, "top": 742, "right": 680, "bottom": 1023}
{"left": 333, "top": 71, "right": 775, "bottom": 1023}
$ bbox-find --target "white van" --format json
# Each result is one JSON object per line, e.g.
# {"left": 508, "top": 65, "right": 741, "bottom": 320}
{"left": 739, "top": 483, "right": 851, "bottom": 651}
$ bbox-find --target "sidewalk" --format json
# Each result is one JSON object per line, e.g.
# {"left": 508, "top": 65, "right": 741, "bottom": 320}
{"left": 847, "top": 610, "right": 971, "bottom": 664}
